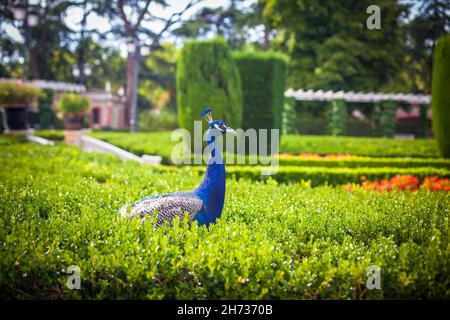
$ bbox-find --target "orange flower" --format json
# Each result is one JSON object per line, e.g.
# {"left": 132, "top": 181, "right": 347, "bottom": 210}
{"left": 346, "top": 175, "right": 450, "bottom": 193}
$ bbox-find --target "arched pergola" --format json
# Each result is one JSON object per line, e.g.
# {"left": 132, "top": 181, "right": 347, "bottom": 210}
{"left": 284, "top": 88, "right": 430, "bottom": 104}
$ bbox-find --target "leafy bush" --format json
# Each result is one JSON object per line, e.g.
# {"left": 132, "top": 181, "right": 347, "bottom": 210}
{"left": 56, "top": 93, "right": 90, "bottom": 114}
{"left": 0, "top": 82, "right": 42, "bottom": 105}
{"left": 281, "top": 134, "right": 440, "bottom": 158}
{"left": 35, "top": 130, "right": 65, "bottom": 141}
{"left": 176, "top": 38, "right": 243, "bottom": 135}
{"left": 206, "top": 165, "right": 450, "bottom": 186}
{"left": 0, "top": 142, "right": 449, "bottom": 299}
{"left": 382, "top": 100, "right": 397, "bottom": 138}
{"left": 417, "top": 104, "right": 428, "bottom": 138}
{"left": 372, "top": 103, "right": 383, "bottom": 137}
{"left": 431, "top": 35, "right": 450, "bottom": 157}
{"left": 233, "top": 51, "right": 288, "bottom": 131}
{"left": 276, "top": 155, "right": 450, "bottom": 169}
{"left": 36, "top": 89, "right": 62, "bottom": 129}
{"left": 282, "top": 97, "right": 298, "bottom": 134}
{"left": 328, "top": 99, "right": 347, "bottom": 136}
{"left": 138, "top": 109, "right": 178, "bottom": 131}
{"left": 89, "top": 131, "right": 442, "bottom": 165}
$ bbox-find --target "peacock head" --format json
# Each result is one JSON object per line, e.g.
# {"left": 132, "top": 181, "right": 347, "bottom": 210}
{"left": 200, "top": 107, "right": 235, "bottom": 135}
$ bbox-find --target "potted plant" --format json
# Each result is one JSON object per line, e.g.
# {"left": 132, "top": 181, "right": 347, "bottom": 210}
{"left": 56, "top": 92, "right": 90, "bottom": 130}
{"left": 0, "top": 82, "right": 42, "bottom": 133}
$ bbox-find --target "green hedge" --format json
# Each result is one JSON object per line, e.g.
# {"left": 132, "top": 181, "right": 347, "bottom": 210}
{"left": 35, "top": 130, "right": 65, "bottom": 141}
{"left": 87, "top": 131, "right": 443, "bottom": 165}
{"left": 328, "top": 99, "right": 347, "bottom": 136}
{"left": 192, "top": 165, "right": 450, "bottom": 186}
{"left": 1, "top": 143, "right": 449, "bottom": 299}
{"left": 382, "top": 100, "right": 397, "bottom": 138}
{"left": 233, "top": 51, "right": 288, "bottom": 132}
{"left": 432, "top": 35, "right": 450, "bottom": 158}
{"left": 281, "top": 134, "right": 440, "bottom": 158}
{"left": 176, "top": 38, "right": 243, "bottom": 135}
{"left": 275, "top": 155, "right": 450, "bottom": 169}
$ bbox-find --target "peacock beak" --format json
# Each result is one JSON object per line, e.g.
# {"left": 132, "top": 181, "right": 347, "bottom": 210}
{"left": 226, "top": 127, "right": 236, "bottom": 135}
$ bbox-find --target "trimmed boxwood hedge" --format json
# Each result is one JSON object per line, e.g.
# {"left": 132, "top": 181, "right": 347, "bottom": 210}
{"left": 35, "top": 130, "right": 65, "bottom": 141}
{"left": 275, "top": 155, "right": 450, "bottom": 169}
{"left": 87, "top": 131, "right": 443, "bottom": 166}
{"left": 176, "top": 38, "right": 243, "bottom": 136}
{"left": 1, "top": 142, "right": 449, "bottom": 299}
{"left": 328, "top": 99, "right": 347, "bottom": 136}
{"left": 233, "top": 51, "right": 288, "bottom": 132}
{"left": 280, "top": 134, "right": 440, "bottom": 158}
{"left": 190, "top": 165, "right": 450, "bottom": 186}
{"left": 431, "top": 35, "right": 450, "bottom": 158}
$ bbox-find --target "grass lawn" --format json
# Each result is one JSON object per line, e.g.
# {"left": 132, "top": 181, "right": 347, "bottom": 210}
{"left": 0, "top": 140, "right": 448, "bottom": 299}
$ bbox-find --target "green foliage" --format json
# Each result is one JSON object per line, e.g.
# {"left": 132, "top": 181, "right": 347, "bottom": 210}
{"left": 217, "top": 165, "right": 450, "bottom": 186}
{"left": 417, "top": 104, "right": 429, "bottom": 138}
{"left": 0, "top": 142, "right": 449, "bottom": 299}
{"left": 138, "top": 109, "right": 178, "bottom": 131}
{"left": 35, "top": 130, "right": 65, "bottom": 141}
{"left": 328, "top": 100, "right": 347, "bottom": 136}
{"left": 233, "top": 51, "right": 288, "bottom": 130}
{"left": 173, "top": 2, "right": 266, "bottom": 50}
{"left": 0, "top": 82, "right": 42, "bottom": 105}
{"left": 88, "top": 131, "right": 442, "bottom": 166}
{"left": 280, "top": 135, "right": 440, "bottom": 158}
{"left": 264, "top": 0, "right": 407, "bottom": 91}
{"left": 282, "top": 97, "right": 298, "bottom": 134}
{"left": 405, "top": 0, "right": 450, "bottom": 92}
{"left": 276, "top": 156, "right": 450, "bottom": 170}
{"left": 176, "top": 38, "right": 243, "bottom": 135}
{"left": 431, "top": 35, "right": 450, "bottom": 158}
{"left": 382, "top": 100, "right": 397, "bottom": 138}
{"left": 139, "top": 43, "right": 178, "bottom": 111}
{"left": 56, "top": 93, "right": 90, "bottom": 114}
{"left": 233, "top": 50, "right": 288, "bottom": 154}
{"left": 36, "top": 89, "right": 61, "bottom": 129}
{"left": 372, "top": 103, "right": 383, "bottom": 137}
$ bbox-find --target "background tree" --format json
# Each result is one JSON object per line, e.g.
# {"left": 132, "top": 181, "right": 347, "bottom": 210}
{"left": 94, "top": 0, "right": 200, "bottom": 131}
{"left": 262, "top": 0, "right": 408, "bottom": 91}
{"left": 404, "top": 0, "right": 450, "bottom": 93}
{"left": 174, "top": 0, "right": 272, "bottom": 50}
{"left": 138, "top": 42, "right": 178, "bottom": 112}
{"left": 1, "top": 0, "right": 75, "bottom": 80}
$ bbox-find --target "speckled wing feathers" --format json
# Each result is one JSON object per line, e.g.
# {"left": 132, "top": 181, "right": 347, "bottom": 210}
{"left": 129, "top": 192, "right": 203, "bottom": 227}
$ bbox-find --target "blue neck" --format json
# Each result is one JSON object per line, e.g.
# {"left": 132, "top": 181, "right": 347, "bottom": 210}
{"left": 194, "top": 132, "right": 226, "bottom": 226}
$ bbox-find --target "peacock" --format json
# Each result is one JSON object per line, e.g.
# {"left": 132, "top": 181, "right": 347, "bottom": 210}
{"left": 122, "top": 108, "right": 234, "bottom": 227}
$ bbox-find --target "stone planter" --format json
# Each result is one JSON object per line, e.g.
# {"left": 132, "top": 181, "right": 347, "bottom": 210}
{"left": 63, "top": 129, "right": 83, "bottom": 145}
{"left": 62, "top": 112, "right": 85, "bottom": 145}
{"left": 63, "top": 112, "right": 85, "bottom": 130}
{"left": 1, "top": 104, "right": 31, "bottom": 133}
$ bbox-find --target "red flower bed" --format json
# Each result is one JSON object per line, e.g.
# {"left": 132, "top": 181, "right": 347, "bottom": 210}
{"left": 278, "top": 152, "right": 353, "bottom": 159}
{"left": 345, "top": 175, "right": 450, "bottom": 192}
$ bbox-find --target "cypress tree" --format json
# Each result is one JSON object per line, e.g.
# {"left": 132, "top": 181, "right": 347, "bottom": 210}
{"left": 176, "top": 38, "right": 243, "bottom": 136}
{"left": 431, "top": 35, "right": 450, "bottom": 157}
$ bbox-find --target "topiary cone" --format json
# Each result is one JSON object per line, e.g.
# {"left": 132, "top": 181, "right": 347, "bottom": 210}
{"left": 431, "top": 35, "right": 450, "bottom": 158}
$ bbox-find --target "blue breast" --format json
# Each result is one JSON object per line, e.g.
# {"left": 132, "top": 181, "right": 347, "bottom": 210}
{"left": 194, "top": 163, "right": 225, "bottom": 226}
{"left": 193, "top": 134, "right": 226, "bottom": 226}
